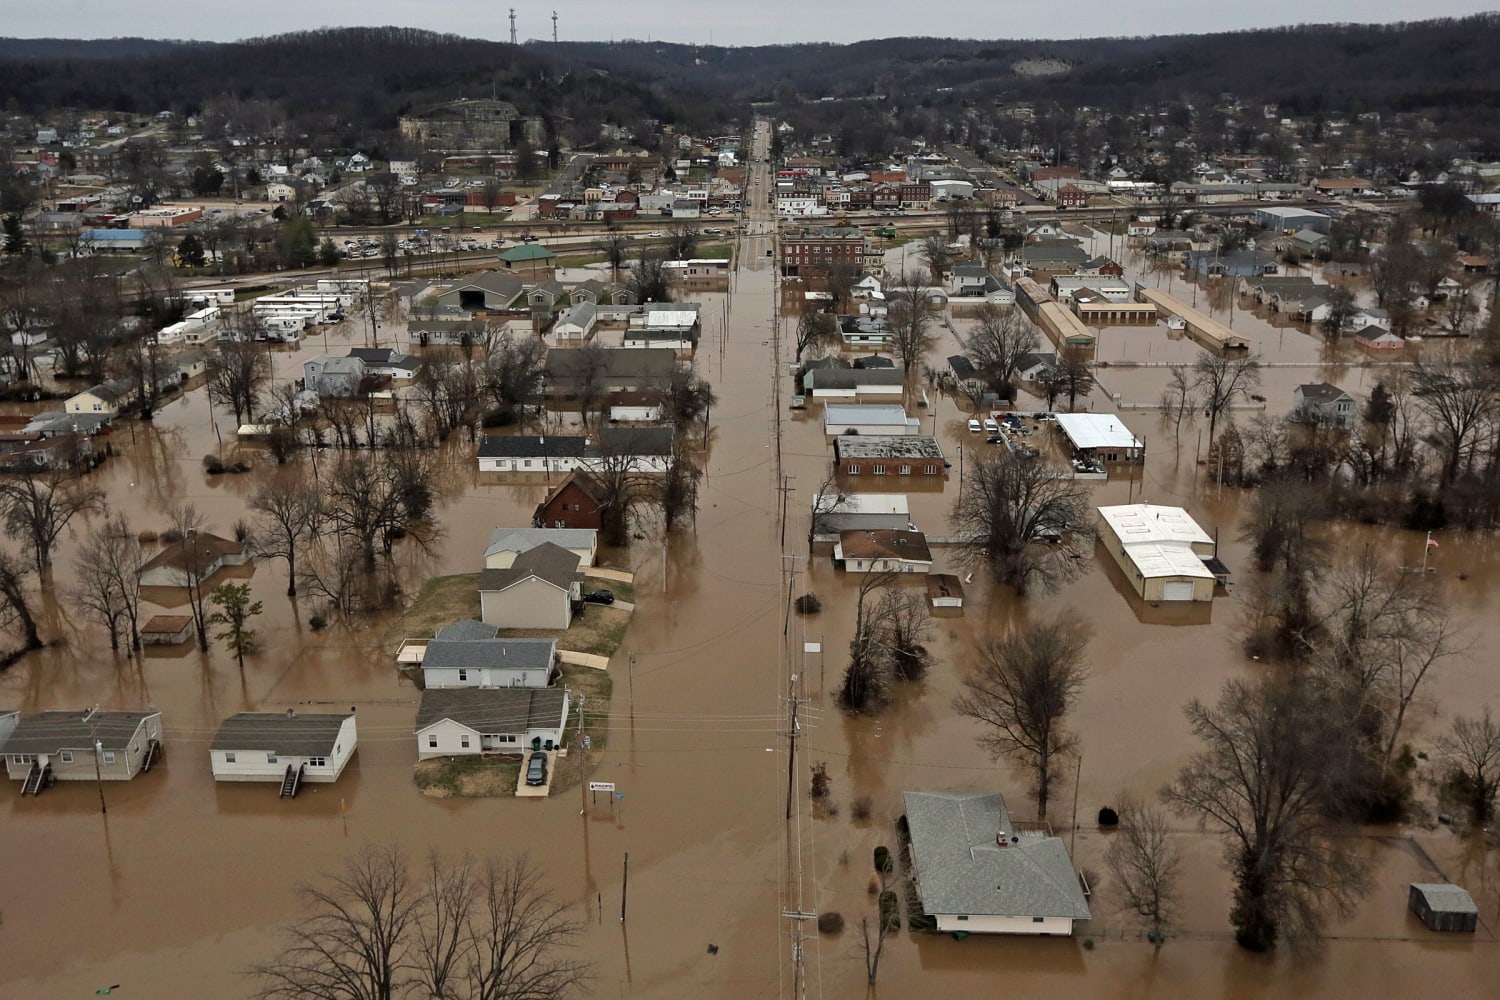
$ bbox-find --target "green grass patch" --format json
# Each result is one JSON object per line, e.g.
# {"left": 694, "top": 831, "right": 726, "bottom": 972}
{"left": 413, "top": 755, "right": 520, "bottom": 798}
{"left": 584, "top": 576, "right": 635, "bottom": 603}
{"left": 561, "top": 664, "right": 614, "bottom": 755}
{"left": 381, "top": 572, "right": 481, "bottom": 650}
{"left": 696, "top": 243, "right": 733, "bottom": 259}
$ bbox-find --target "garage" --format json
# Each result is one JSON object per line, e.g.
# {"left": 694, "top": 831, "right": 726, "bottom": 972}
{"left": 1161, "top": 581, "right": 1197, "bottom": 601}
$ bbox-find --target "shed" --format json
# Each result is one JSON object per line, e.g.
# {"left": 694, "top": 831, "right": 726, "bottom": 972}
{"left": 1408, "top": 883, "right": 1478, "bottom": 933}
{"left": 140, "top": 614, "right": 194, "bottom": 645}
{"left": 926, "top": 574, "right": 966, "bottom": 609}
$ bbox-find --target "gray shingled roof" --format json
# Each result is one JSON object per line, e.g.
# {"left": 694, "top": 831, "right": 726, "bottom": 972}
{"left": 477, "top": 542, "right": 581, "bottom": 593}
{"left": 902, "top": 791, "right": 1092, "bottom": 920}
{"left": 423, "top": 637, "right": 556, "bottom": 672}
{"left": 435, "top": 618, "right": 500, "bottom": 642}
{"left": 415, "top": 688, "right": 567, "bottom": 733}
{"left": 3, "top": 710, "right": 159, "bottom": 755}
{"left": 1410, "top": 883, "right": 1478, "bottom": 915}
{"left": 484, "top": 528, "right": 596, "bottom": 562}
{"left": 210, "top": 713, "right": 352, "bottom": 755}
{"left": 807, "top": 367, "right": 905, "bottom": 390}
{"left": 477, "top": 435, "right": 589, "bottom": 459}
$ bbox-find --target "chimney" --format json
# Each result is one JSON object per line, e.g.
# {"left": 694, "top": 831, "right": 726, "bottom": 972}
{"left": 996, "top": 831, "right": 1008, "bottom": 847}
{"left": 286, "top": 708, "right": 295, "bottom": 718}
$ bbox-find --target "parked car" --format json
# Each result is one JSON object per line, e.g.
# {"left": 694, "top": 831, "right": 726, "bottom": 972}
{"left": 583, "top": 589, "right": 615, "bottom": 605}
{"left": 525, "top": 752, "right": 547, "bottom": 786}
{"left": 967, "top": 418, "right": 982, "bottom": 433}
{"left": 647, "top": 231, "right": 665, "bottom": 237}
{"left": 983, "top": 417, "right": 1000, "bottom": 433}
{"left": 986, "top": 434, "right": 1004, "bottom": 444}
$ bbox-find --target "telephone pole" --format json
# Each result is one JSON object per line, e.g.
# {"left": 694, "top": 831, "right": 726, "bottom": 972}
{"left": 784, "top": 672, "right": 803, "bottom": 819}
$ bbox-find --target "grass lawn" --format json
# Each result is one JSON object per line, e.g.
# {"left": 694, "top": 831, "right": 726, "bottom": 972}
{"left": 583, "top": 575, "right": 635, "bottom": 604}
{"left": 381, "top": 572, "right": 480, "bottom": 649}
{"left": 413, "top": 755, "right": 521, "bottom": 798}
{"left": 696, "top": 243, "right": 733, "bottom": 259}
{"left": 494, "top": 604, "right": 629, "bottom": 659}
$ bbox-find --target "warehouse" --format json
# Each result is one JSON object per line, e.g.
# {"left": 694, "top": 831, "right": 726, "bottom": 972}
{"left": 1054, "top": 413, "right": 1144, "bottom": 464}
{"left": 1096, "top": 503, "right": 1216, "bottom": 603}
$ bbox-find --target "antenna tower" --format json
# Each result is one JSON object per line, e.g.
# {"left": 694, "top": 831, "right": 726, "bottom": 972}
{"left": 552, "top": 11, "right": 558, "bottom": 42}
{"left": 508, "top": 9, "right": 517, "bottom": 45}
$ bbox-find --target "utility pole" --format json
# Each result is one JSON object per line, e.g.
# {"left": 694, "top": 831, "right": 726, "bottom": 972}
{"left": 620, "top": 852, "right": 629, "bottom": 922}
{"left": 508, "top": 8, "right": 517, "bottom": 45}
{"left": 93, "top": 738, "right": 107, "bottom": 815}
{"left": 776, "top": 474, "right": 795, "bottom": 549}
{"left": 784, "top": 672, "right": 801, "bottom": 820}
{"left": 627, "top": 652, "right": 635, "bottom": 712}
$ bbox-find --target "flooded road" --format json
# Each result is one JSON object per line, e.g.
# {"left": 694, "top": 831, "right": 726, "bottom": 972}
{"left": 2, "top": 141, "right": 1498, "bottom": 996}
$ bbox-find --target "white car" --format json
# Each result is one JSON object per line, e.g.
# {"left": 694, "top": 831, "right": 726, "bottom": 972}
{"left": 647, "top": 231, "right": 664, "bottom": 237}
{"left": 983, "top": 418, "right": 999, "bottom": 433}
{"left": 968, "top": 418, "right": 982, "bottom": 433}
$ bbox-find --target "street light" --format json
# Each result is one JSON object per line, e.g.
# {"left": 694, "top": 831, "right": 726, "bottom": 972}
{"left": 94, "top": 739, "right": 107, "bottom": 814}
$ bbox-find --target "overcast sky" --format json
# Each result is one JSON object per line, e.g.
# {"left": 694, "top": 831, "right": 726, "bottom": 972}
{"left": 13, "top": 1, "right": 1499, "bottom": 45}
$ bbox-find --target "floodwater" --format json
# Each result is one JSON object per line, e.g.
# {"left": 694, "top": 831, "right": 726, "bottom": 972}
{"left": 3, "top": 145, "right": 1499, "bottom": 998}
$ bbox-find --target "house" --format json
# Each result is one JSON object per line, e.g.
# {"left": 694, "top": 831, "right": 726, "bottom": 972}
{"left": 138, "top": 532, "right": 251, "bottom": 588}
{"left": 0, "top": 709, "right": 17, "bottom": 750}
{"left": 346, "top": 347, "right": 421, "bottom": 381}
{"left": 902, "top": 790, "right": 1092, "bottom": 935}
{"left": 592, "top": 426, "right": 674, "bottom": 473}
{"left": 803, "top": 366, "right": 905, "bottom": 399}
{"left": 415, "top": 687, "right": 570, "bottom": 758}
{"left": 811, "top": 493, "right": 911, "bottom": 536}
{"left": 1292, "top": 382, "right": 1355, "bottom": 428}
{"left": 477, "top": 542, "right": 582, "bottom": 630}
{"left": 209, "top": 711, "right": 358, "bottom": 791}
{"left": 834, "top": 529, "right": 933, "bottom": 574}
{"left": 65, "top": 377, "right": 135, "bottom": 417}
{"left": 823, "top": 404, "right": 920, "bottom": 437}
{"left": 1054, "top": 413, "right": 1144, "bottom": 463}
{"left": 1289, "top": 229, "right": 1330, "bottom": 257}
{"left": 948, "top": 263, "right": 992, "bottom": 296}
{"left": 1015, "top": 352, "right": 1057, "bottom": 383}
{"left": 419, "top": 620, "right": 557, "bottom": 689}
{"left": 1408, "top": 883, "right": 1478, "bottom": 933}
{"left": 302, "top": 355, "right": 367, "bottom": 397}
{"left": 607, "top": 389, "right": 665, "bottom": 423}
{"left": 140, "top": 614, "right": 194, "bottom": 645}
{"left": 1355, "top": 326, "right": 1405, "bottom": 351}
{"left": 498, "top": 243, "right": 557, "bottom": 275}
{"left": 429, "top": 271, "right": 527, "bottom": 314}
{"left": 532, "top": 471, "right": 607, "bottom": 529}
{"left": 477, "top": 435, "right": 589, "bottom": 474}
{"left": 544, "top": 348, "right": 677, "bottom": 396}
{"left": 3, "top": 709, "right": 163, "bottom": 791}
{"left": 1096, "top": 503, "right": 1217, "bottom": 603}
{"left": 1313, "top": 177, "right": 1376, "bottom": 199}
{"left": 484, "top": 527, "right": 597, "bottom": 569}
{"left": 834, "top": 436, "right": 946, "bottom": 477}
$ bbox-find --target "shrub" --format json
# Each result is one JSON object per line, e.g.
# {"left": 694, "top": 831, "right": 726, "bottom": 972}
{"left": 873, "top": 846, "right": 893, "bottom": 874}
{"left": 202, "top": 454, "right": 225, "bottom": 474}
{"left": 308, "top": 613, "right": 328, "bottom": 631}
{"left": 810, "top": 761, "right": 831, "bottom": 799}
{"left": 817, "top": 911, "right": 845, "bottom": 934}
{"left": 851, "top": 796, "right": 873, "bottom": 821}
{"left": 137, "top": 530, "right": 159, "bottom": 544}
{"left": 1097, "top": 806, "right": 1119, "bottom": 827}
{"left": 481, "top": 407, "right": 519, "bottom": 428}
{"left": 794, "top": 593, "right": 822, "bottom": 615}
{"left": 159, "top": 528, "right": 183, "bottom": 544}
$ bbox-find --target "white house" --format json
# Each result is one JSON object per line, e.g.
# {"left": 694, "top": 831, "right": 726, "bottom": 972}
{"left": 477, "top": 436, "right": 589, "bottom": 474}
{"left": 266, "top": 181, "right": 298, "bottom": 203}
{"left": 823, "top": 404, "right": 921, "bottom": 437}
{"left": 65, "top": 377, "right": 135, "bottom": 417}
{"left": 812, "top": 493, "right": 911, "bottom": 536}
{"left": 903, "top": 790, "right": 1092, "bottom": 935}
{"left": 483, "top": 527, "right": 598, "bottom": 569}
{"left": 1292, "top": 382, "right": 1356, "bottom": 427}
{"left": 552, "top": 302, "right": 598, "bottom": 341}
{"left": 209, "top": 711, "right": 358, "bottom": 791}
{"left": 803, "top": 367, "right": 905, "bottom": 399}
{"left": 419, "top": 620, "right": 557, "bottom": 689}
{"left": 415, "top": 687, "right": 570, "bottom": 758}
{"left": 833, "top": 529, "right": 934, "bottom": 574}
{"left": 4, "top": 710, "right": 163, "bottom": 789}
{"left": 607, "top": 389, "right": 666, "bottom": 423}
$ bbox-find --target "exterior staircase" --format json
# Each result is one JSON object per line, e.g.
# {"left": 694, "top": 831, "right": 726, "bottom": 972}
{"left": 21, "top": 762, "right": 50, "bottom": 796}
{"left": 278, "top": 763, "right": 304, "bottom": 799}
{"left": 140, "top": 738, "right": 162, "bottom": 772}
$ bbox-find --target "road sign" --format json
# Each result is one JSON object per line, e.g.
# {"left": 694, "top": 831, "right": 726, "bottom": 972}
{"left": 588, "top": 781, "right": 616, "bottom": 793}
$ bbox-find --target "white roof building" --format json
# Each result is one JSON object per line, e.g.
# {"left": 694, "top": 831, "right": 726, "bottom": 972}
{"left": 1054, "top": 413, "right": 1144, "bottom": 461}
{"left": 1096, "top": 503, "right": 1217, "bottom": 603}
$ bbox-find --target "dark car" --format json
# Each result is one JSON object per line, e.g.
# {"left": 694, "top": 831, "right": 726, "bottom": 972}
{"left": 986, "top": 434, "right": 1004, "bottom": 444}
{"left": 525, "top": 751, "right": 547, "bottom": 786}
{"left": 583, "top": 589, "right": 615, "bottom": 605}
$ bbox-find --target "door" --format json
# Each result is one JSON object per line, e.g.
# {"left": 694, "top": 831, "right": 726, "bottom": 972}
{"left": 1161, "top": 581, "right": 1196, "bottom": 602}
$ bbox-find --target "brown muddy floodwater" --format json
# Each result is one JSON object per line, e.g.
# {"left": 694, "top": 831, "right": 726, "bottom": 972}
{"left": 2, "top": 207, "right": 1498, "bottom": 997}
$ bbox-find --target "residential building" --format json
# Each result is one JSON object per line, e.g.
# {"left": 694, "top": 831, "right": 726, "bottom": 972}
{"left": 1292, "top": 382, "right": 1355, "bottom": 427}
{"left": 415, "top": 687, "right": 570, "bottom": 758}
{"left": 138, "top": 532, "right": 250, "bottom": 588}
{"left": 833, "top": 436, "right": 945, "bottom": 477}
{"left": 811, "top": 493, "right": 911, "bottom": 536}
{"left": 833, "top": 529, "right": 933, "bottom": 574}
{"left": 419, "top": 620, "right": 557, "bottom": 689}
{"left": 65, "top": 377, "right": 135, "bottom": 417}
{"left": 823, "top": 404, "right": 920, "bottom": 437}
{"left": 1408, "top": 883, "right": 1478, "bottom": 933}
{"left": 3, "top": 709, "right": 163, "bottom": 790}
{"left": 903, "top": 790, "right": 1092, "bottom": 935}
{"left": 803, "top": 366, "right": 905, "bottom": 399}
{"left": 209, "top": 711, "right": 358, "bottom": 789}
{"left": 1054, "top": 413, "right": 1144, "bottom": 463}
{"left": 484, "top": 527, "right": 598, "bottom": 569}
{"left": 477, "top": 542, "right": 582, "bottom": 630}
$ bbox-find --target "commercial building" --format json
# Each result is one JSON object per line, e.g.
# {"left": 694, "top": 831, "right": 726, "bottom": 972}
{"left": 1096, "top": 503, "right": 1217, "bottom": 603}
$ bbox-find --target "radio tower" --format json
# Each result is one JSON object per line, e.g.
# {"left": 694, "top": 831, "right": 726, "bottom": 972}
{"left": 508, "top": 8, "right": 517, "bottom": 45}
{"left": 552, "top": 11, "right": 558, "bottom": 42}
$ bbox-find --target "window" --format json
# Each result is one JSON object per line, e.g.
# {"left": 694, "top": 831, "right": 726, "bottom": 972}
{"left": 1033, "top": 916, "right": 1045, "bottom": 923}
{"left": 847, "top": 463, "right": 860, "bottom": 474}
{"left": 924, "top": 465, "right": 938, "bottom": 475}
{"left": 308, "top": 757, "right": 327, "bottom": 767}
{"left": 427, "top": 735, "right": 438, "bottom": 748}
{"left": 12, "top": 754, "right": 35, "bottom": 765}
{"left": 266, "top": 754, "right": 277, "bottom": 764}
{"left": 872, "top": 464, "right": 886, "bottom": 475}
{"left": 458, "top": 669, "right": 469, "bottom": 682}
{"left": 103, "top": 751, "right": 117, "bottom": 765}
{"left": 224, "top": 752, "right": 236, "bottom": 763}
{"left": 60, "top": 751, "right": 73, "bottom": 764}
{"left": 898, "top": 465, "right": 912, "bottom": 475}
{"left": 460, "top": 735, "right": 471, "bottom": 749}
{"left": 957, "top": 915, "right": 969, "bottom": 922}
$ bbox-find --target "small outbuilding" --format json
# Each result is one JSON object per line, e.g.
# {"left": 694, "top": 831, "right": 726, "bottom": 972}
{"left": 140, "top": 614, "right": 195, "bottom": 645}
{"left": 1408, "top": 883, "right": 1478, "bottom": 933}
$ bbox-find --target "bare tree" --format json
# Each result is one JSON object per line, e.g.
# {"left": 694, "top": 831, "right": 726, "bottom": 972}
{"left": 885, "top": 268, "right": 940, "bottom": 383}
{"left": 249, "top": 473, "right": 323, "bottom": 597}
{"left": 1158, "top": 365, "right": 1195, "bottom": 450}
{"left": 664, "top": 362, "right": 716, "bottom": 440}
{"left": 1165, "top": 677, "right": 1370, "bottom": 951}
{"left": 0, "top": 469, "right": 105, "bottom": 575}
{"left": 323, "top": 453, "right": 440, "bottom": 572}
{"left": 793, "top": 308, "right": 838, "bottom": 362}
{"left": 1105, "top": 797, "right": 1183, "bottom": 947}
{"left": 1048, "top": 346, "right": 1095, "bottom": 410}
{"left": 1437, "top": 709, "right": 1500, "bottom": 826}
{"left": 1193, "top": 351, "right": 1261, "bottom": 452}
{"left": 572, "top": 340, "right": 609, "bottom": 428}
{"left": 656, "top": 444, "right": 702, "bottom": 531}
{"left": 872, "top": 587, "right": 933, "bottom": 681}
{"left": 205, "top": 340, "right": 274, "bottom": 427}
{"left": 250, "top": 845, "right": 586, "bottom": 1000}
{"left": 0, "top": 545, "right": 42, "bottom": 655}
{"left": 950, "top": 451, "right": 1095, "bottom": 594}
{"left": 953, "top": 614, "right": 1089, "bottom": 820}
{"left": 839, "top": 569, "right": 897, "bottom": 712}
{"left": 960, "top": 303, "right": 1038, "bottom": 399}
{"left": 71, "top": 514, "right": 144, "bottom": 653}
{"left": 602, "top": 231, "right": 628, "bottom": 283}
{"left": 807, "top": 466, "right": 849, "bottom": 544}
{"left": 169, "top": 503, "right": 215, "bottom": 651}
{"left": 1408, "top": 358, "right": 1496, "bottom": 484}
{"left": 858, "top": 914, "right": 890, "bottom": 985}
{"left": 484, "top": 331, "right": 547, "bottom": 421}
